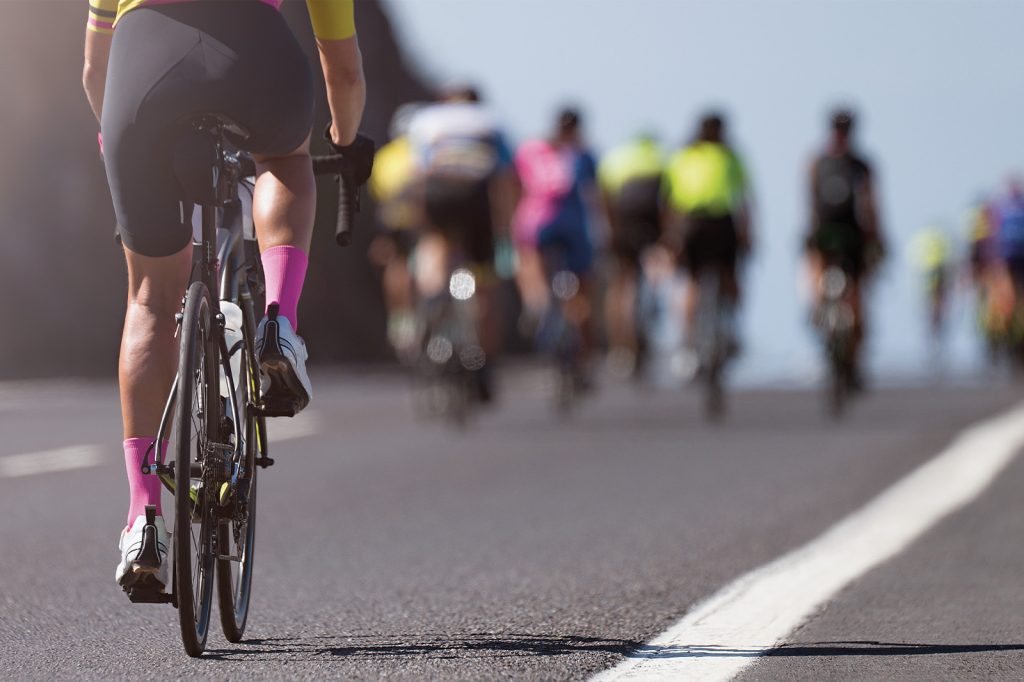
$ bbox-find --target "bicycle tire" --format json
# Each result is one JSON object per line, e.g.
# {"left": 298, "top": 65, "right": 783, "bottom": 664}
{"left": 217, "top": 293, "right": 261, "bottom": 642}
{"left": 828, "top": 338, "right": 849, "bottom": 418}
{"left": 705, "top": 365, "right": 726, "bottom": 421}
{"left": 174, "top": 281, "right": 218, "bottom": 657}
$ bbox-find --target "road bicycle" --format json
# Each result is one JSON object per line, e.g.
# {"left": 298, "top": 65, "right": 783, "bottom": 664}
{"left": 814, "top": 265, "right": 856, "bottom": 417}
{"left": 413, "top": 265, "right": 486, "bottom": 428}
{"left": 691, "top": 269, "right": 736, "bottom": 420}
{"left": 534, "top": 246, "right": 588, "bottom": 416}
{"left": 124, "top": 115, "right": 366, "bottom": 657}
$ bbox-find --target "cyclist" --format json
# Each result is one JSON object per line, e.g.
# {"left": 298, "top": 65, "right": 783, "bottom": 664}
{"left": 805, "top": 108, "right": 884, "bottom": 387}
{"left": 598, "top": 133, "right": 666, "bottom": 378}
{"left": 980, "top": 179, "right": 1024, "bottom": 348}
{"left": 368, "top": 104, "right": 425, "bottom": 361}
{"left": 407, "top": 86, "right": 519, "bottom": 402}
{"left": 83, "top": 0, "right": 372, "bottom": 593}
{"left": 512, "top": 108, "right": 599, "bottom": 382}
{"left": 662, "top": 113, "right": 752, "bottom": 353}
{"left": 966, "top": 198, "right": 1005, "bottom": 352}
{"left": 911, "top": 226, "right": 952, "bottom": 341}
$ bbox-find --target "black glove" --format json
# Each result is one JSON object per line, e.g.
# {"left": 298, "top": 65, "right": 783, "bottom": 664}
{"left": 324, "top": 125, "right": 376, "bottom": 186}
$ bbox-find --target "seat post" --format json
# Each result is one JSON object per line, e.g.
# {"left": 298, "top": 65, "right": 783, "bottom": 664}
{"left": 201, "top": 204, "right": 219, "bottom": 296}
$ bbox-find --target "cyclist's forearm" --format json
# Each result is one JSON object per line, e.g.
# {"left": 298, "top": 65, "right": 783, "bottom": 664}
{"left": 83, "top": 29, "right": 112, "bottom": 123}
{"left": 318, "top": 36, "right": 365, "bottom": 147}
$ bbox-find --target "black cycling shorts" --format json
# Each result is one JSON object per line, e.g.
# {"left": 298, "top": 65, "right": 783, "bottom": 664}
{"left": 673, "top": 214, "right": 738, "bottom": 274}
{"left": 423, "top": 175, "right": 495, "bottom": 267}
{"left": 611, "top": 178, "right": 662, "bottom": 269}
{"left": 810, "top": 222, "right": 866, "bottom": 278}
{"left": 101, "top": 1, "right": 314, "bottom": 257}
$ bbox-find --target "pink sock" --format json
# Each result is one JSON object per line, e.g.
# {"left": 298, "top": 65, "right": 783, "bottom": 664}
{"left": 124, "top": 438, "right": 165, "bottom": 526}
{"left": 261, "top": 245, "right": 308, "bottom": 330}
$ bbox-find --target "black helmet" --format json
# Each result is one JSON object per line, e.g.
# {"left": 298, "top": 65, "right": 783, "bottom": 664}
{"left": 557, "top": 106, "right": 582, "bottom": 134}
{"left": 831, "top": 108, "right": 856, "bottom": 134}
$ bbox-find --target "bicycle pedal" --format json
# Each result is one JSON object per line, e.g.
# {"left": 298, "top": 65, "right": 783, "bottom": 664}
{"left": 125, "top": 582, "right": 173, "bottom": 605}
{"left": 253, "top": 400, "right": 298, "bottom": 418}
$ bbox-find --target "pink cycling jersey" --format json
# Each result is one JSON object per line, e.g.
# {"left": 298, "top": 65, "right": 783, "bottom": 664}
{"left": 512, "top": 139, "right": 577, "bottom": 246}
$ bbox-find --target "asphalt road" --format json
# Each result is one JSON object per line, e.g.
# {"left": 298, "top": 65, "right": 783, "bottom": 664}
{"left": 0, "top": 371, "right": 1022, "bottom": 680}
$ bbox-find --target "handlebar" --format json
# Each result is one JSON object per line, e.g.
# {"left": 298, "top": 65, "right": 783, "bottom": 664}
{"left": 311, "top": 154, "right": 360, "bottom": 246}
{"left": 235, "top": 132, "right": 374, "bottom": 247}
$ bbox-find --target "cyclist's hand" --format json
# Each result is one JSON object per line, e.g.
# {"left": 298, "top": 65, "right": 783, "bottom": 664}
{"left": 323, "top": 126, "right": 376, "bottom": 186}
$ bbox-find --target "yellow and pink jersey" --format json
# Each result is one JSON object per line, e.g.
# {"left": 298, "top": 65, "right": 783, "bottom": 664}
{"left": 88, "top": 0, "right": 355, "bottom": 40}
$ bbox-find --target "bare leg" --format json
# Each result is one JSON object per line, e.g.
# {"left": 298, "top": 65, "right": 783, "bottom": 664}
{"left": 515, "top": 247, "right": 550, "bottom": 315}
{"left": 606, "top": 261, "right": 638, "bottom": 354}
{"left": 721, "top": 265, "right": 739, "bottom": 307}
{"left": 251, "top": 135, "right": 315, "bottom": 253}
{"left": 683, "top": 273, "right": 700, "bottom": 346}
{"left": 119, "top": 243, "right": 193, "bottom": 439}
{"left": 368, "top": 236, "right": 414, "bottom": 313}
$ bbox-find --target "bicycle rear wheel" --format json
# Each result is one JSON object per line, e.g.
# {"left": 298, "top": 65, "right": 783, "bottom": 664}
{"left": 827, "top": 337, "right": 850, "bottom": 418}
{"left": 217, "top": 294, "right": 261, "bottom": 642}
{"left": 704, "top": 364, "right": 725, "bottom": 420}
{"left": 173, "top": 281, "right": 218, "bottom": 657}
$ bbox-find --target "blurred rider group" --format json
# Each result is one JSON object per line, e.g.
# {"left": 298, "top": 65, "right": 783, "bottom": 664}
{"left": 367, "top": 90, "right": 888, "bottom": 407}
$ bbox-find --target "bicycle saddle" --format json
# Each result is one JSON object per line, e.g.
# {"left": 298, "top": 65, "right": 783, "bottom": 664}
{"left": 172, "top": 114, "right": 252, "bottom": 206}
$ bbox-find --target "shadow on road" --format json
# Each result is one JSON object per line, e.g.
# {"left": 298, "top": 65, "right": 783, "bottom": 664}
{"left": 620, "top": 640, "right": 1024, "bottom": 659}
{"left": 204, "top": 633, "right": 640, "bottom": 662}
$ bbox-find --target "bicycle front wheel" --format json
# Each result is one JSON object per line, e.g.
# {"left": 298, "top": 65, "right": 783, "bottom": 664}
{"left": 173, "top": 281, "right": 218, "bottom": 657}
{"left": 218, "top": 294, "right": 261, "bottom": 642}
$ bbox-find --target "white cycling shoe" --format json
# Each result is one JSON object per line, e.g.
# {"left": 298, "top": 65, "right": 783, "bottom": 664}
{"left": 255, "top": 304, "right": 312, "bottom": 417}
{"left": 116, "top": 511, "right": 169, "bottom": 592}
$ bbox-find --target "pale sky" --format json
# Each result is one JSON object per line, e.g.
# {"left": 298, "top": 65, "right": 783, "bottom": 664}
{"left": 385, "top": 0, "right": 1024, "bottom": 381}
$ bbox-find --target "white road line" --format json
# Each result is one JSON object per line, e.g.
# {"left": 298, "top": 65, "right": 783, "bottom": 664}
{"left": 0, "top": 413, "right": 319, "bottom": 480}
{"left": 592, "top": 402, "right": 1024, "bottom": 682}
{"left": 0, "top": 445, "right": 107, "bottom": 478}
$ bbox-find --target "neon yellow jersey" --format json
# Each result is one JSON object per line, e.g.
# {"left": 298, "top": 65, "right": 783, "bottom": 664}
{"left": 369, "top": 136, "right": 420, "bottom": 231}
{"left": 597, "top": 139, "right": 665, "bottom": 198}
{"left": 911, "top": 228, "right": 950, "bottom": 272}
{"left": 663, "top": 142, "right": 747, "bottom": 216}
{"left": 88, "top": 0, "right": 356, "bottom": 41}
{"left": 369, "top": 137, "right": 416, "bottom": 205}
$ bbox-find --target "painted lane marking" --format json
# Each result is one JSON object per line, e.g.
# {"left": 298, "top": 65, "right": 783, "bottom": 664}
{"left": 592, "top": 402, "right": 1024, "bottom": 682}
{"left": 0, "top": 445, "right": 107, "bottom": 478}
{"left": 0, "top": 412, "right": 319, "bottom": 479}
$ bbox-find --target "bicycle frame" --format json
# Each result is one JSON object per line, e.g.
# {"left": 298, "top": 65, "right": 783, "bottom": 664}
{"left": 145, "top": 122, "right": 253, "bottom": 482}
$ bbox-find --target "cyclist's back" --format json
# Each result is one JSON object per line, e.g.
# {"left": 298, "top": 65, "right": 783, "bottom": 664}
{"left": 807, "top": 111, "right": 879, "bottom": 279}
{"left": 409, "top": 89, "right": 512, "bottom": 268}
{"left": 992, "top": 184, "right": 1024, "bottom": 282}
{"left": 89, "top": 0, "right": 355, "bottom": 35}
{"left": 663, "top": 116, "right": 749, "bottom": 276}
{"left": 513, "top": 109, "right": 597, "bottom": 276}
{"left": 599, "top": 136, "right": 664, "bottom": 269}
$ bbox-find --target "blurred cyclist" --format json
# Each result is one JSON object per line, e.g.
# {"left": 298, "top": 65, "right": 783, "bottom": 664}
{"left": 911, "top": 226, "right": 952, "bottom": 342}
{"left": 966, "top": 198, "right": 1005, "bottom": 352}
{"left": 662, "top": 113, "right": 752, "bottom": 351}
{"left": 513, "top": 108, "right": 599, "bottom": 381}
{"left": 407, "top": 86, "right": 519, "bottom": 401}
{"left": 598, "top": 133, "right": 666, "bottom": 377}
{"left": 83, "top": 0, "right": 370, "bottom": 592}
{"left": 805, "top": 108, "right": 884, "bottom": 387}
{"left": 368, "top": 104, "right": 425, "bottom": 361}
{"left": 981, "top": 178, "right": 1024, "bottom": 346}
